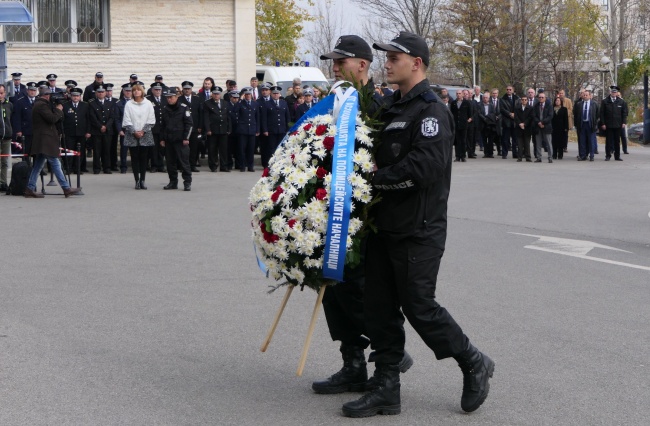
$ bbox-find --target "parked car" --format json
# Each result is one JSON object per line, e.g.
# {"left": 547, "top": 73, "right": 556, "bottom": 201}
{"left": 627, "top": 123, "right": 645, "bottom": 143}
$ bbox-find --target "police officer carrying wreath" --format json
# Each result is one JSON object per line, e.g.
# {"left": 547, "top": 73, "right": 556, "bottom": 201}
{"left": 160, "top": 88, "right": 193, "bottom": 191}
{"left": 341, "top": 32, "right": 494, "bottom": 418}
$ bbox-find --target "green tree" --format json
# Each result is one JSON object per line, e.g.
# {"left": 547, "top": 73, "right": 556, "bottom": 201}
{"left": 256, "top": 0, "right": 313, "bottom": 64}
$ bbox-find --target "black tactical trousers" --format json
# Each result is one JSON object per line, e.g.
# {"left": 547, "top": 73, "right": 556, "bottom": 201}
{"left": 207, "top": 134, "right": 228, "bottom": 171}
{"left": 365, "top": 233, "right": 468, "bottom": 365}
{"left": 165, "top": 141, "right": 192, "bottom": 184}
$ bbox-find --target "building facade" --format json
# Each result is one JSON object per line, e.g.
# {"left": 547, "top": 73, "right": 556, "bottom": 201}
{"left": 2, "top": 0, "right": 255, "bottom": 89}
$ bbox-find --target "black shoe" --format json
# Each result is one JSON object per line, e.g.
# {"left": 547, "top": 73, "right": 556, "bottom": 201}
{"left": 594, "top": 150, "right": 599, "bottom": 154}
{"left": 163, "top": 182, "right": 178, "bottom": 190}
{"left": 111, "top": 167, "right": 118, "bottom": 172}
{"left": 149, "top": 169, "right": 157, "bottom": 174}
{"left": 191, "top": 167, "right": 200, "bottom": 172}
{"left": 104, "top": 170, "right": 112, "bottom": 174}
{"left": 365, "top": 351, "right": 413, "bottom": 392}
{"left": 483, "top": 155, "right": 494, "bottom": 158}
{"left": 605, "top": 157, "right": 611, "bottom": 161}
{"left": 342, "top": 364, "right": 401, "bottom": 418}
{"left": 220, "top": 169, "right": 231, "bottom": 173}
{"left": 534, "top": 159, "right": 542, "bottom": 163}
{"left": 240, "top": 168, "right": 246, "bottom": 172}
{"left": 248, "top": 168, "right": 255, "bottom": 172}
{"left": 0, "top": 183, "right": 8, "bottom": 192}
{"left": 526, "top": 159, "right": 532, "bottom": 162}
{"left": 312, "top": 345, "right": 367, "bottom": 394}
{"left": 460, "top": 158, "right": 466, "bottom": 162}
{"left": 120, "top": 169, "right": 127, "bottom": 174}
{"left": 468, "top": 154, "right": 477, "bottom": 159}
{"left": 577, "top": 157, "right": 585, "bottom": 161}
{"left": 140, "top": 180, "right": 147, "bottom": 190}
{"left": 454, "top": 158, "right": 460, "bottom": 162}
{"left": 624, "top": 151, "right": 629, "bottom": 154}
{"left": 589, "top": 157, "right": 594, "bottom": 161}
{"left": 210, "top": 168, "right": 218, "bottom": 172}
{"left": 134, "top": 181, "right": 141, "bottom": 190}
{"left": 456, "top": 342, "right": 495, "bottom": 413}
{"left": 184, "top": 183, "right": 191, "bottom": 191}
{"left": 615, "top": 158, "right": 623, "bottom": 161}
{"left": 548, "top": 159, "right": 553, "bottom": 163}
{"left": 158, "top": 168, "right": 167, "bottom": 173}
{"left": 81, "top": 168, "right": 89, "bottom": 173}
{"left": 517, "top": 159, "right": 522, "bottom": 162}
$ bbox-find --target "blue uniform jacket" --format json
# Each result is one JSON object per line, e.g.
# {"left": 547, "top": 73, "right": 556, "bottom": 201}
{"left": 234, "top": 100, "right": 260, "bottom": 135}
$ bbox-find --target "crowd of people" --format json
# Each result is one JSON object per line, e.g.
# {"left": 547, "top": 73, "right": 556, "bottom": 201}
{"left": 0, "top": 72, "right": 335, "bottom": 195}
{"left": 436, "top": 84, "right": 630, "bottom": 163}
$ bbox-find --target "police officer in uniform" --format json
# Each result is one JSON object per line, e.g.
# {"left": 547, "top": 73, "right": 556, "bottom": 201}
{"left": 62, "top": 87, "right": 90, "bottom": 174}
{"left": 261, "top": 86, "right": 290, "bottom": 168}
{"left": 104, "top": 83, "right": 120, "bottom": 171}
{"left": 88, "top": 84, "right": 115, "bottom": 173}
{"left": 7, "top": 72, "right": 28, "bottom": 103}
{"left": 233, "top": 87, "right": 259, "bottom": 172}
{"left": 226, "top": 90, "right": 240, "bottom": 170}
{"left": 160, "top": 88, "right": 193, "bottom": 191}
{"left": 312, "top": 35, "right": 412, "bottom": 397}
{"left": 46, "top": 74, "right": 64, "bottom": 93}
{"left": 11, "top": 81, "right": 38, "bottom": 162}
{"left": 180, "top": 81, "right": 203, "bottom": 171}
{"left": 83, "top": 72, "right": 104, "bottom": 102}
{"left": 600, "top": 85, "right": 628, "bottom": 161}
{"left": 147, "top": 82, "right": 167, "bottom": 172}
{"left": 115, "top": 83, "right": 133, "bottom": 173}
{"left": 342, "top": 32, "right": 494, "bottom": 418}
{"left": 203, "top": 86, "right": 231, "bottom": 172}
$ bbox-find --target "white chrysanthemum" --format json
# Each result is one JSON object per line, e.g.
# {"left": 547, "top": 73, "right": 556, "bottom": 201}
{"left": 323, "top": 174, "right": 332, "bottom": 186}
{"left": 360, "top": 161, "right": 374, "bottom": 173}
{"left": 348, "top": 173, "right": 364, "bottom": 187}
{"left": 348, "top": 218, "right": 363, "bottom": 235}
{"left": 270, "top": 216, "right": 286, "bottom": 234}
{"left": 289, "top": 267, "right": 305, "bottom": 284}
{"left": 360, "top": 193, "right": 372, "bottom": 203}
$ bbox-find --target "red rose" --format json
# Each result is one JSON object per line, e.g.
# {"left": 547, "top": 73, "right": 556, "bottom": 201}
{"left": 291, "top": 154, "right": 296, "bottom": 162}
{"left": 316, "top": 167, "right": 328, "bottom": 179}
{"left": 290, "top": 130, "right": 298, "bottom": 136}
{"left": 323, "top": 136, "right": 335, "bottom": 150}
{"left": 271, "top": 186, "right": 284, "bottom": 203}
{"left": 303, "top": 123, "right": 312, "bottom": 132}
{"left": 262, "top": 167, "right": 269, "bottom": 177}
{"left": 288, "top": 219, "right": 297, "bottom": 228}
{"left": 260, "top": 222, "right": 267, "bottom": 233}
{"left": 315, "top": 124, "right": 328, "bottom": 136}
{"left": 315, "top": 188, "right": 327, "bottom": 200}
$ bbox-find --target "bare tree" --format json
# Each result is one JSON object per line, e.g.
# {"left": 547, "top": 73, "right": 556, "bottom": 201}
{"left": 303, "top": 0, "right": 347, "bottom": 78}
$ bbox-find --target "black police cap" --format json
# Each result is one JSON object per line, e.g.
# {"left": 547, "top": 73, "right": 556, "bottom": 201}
{"left": 609, "top": 85, "right": 620, "bottom": 92}
{"left": 164, "top": 88, "right": 179, "bottom": 97}
{"left": 373, "top": 31, "right": 430, "bottom": 67}
{"left": 150, "top": 83, "right": 163, "bottom": 89}
{"left": 47, "top": 73, "right": 57, "bottom": 80}
{"left": 70, "top": 87, "right": 83, "bottom": 95}
{"left": 105, "top": 83, "right": 114, "bottom": 90}
{"left": 181, "top": 81, "right": 194, "bottom": 89}
{"left": 11, "top": 72, "right": 22, "bottom": 78}
{"left": 37, "top": 80, "right": 49, "bottom": 88}
{"left": 211, "top": 86, "right": 223, "bottom": 94}
{"left": 65, "top": 80, "right": 77, "bottom": 87}
{"left": 26, "top": 82, "right": 38, "bottom": 89}
{"left": 122, "top": 83, "right": 132, "bottom": 90}
{"left": 321, "top": 35, "right": 373, "bottom": 62}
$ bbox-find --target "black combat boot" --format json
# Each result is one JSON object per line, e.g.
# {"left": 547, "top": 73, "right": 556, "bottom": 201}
{"left": 365, "top": 350, "right": 414, "bottom": 391}
{"left": 312, "top": 345, "right": 367, "bottom": 394}
{"left": 342, "top": 364, "right": 401, "bottom": 418}
{"left": 455, "top": 341, "right": 495, "bottom": 412}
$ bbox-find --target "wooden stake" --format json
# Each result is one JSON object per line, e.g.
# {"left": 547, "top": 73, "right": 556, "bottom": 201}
{"left": 296, "top": 284, "right": 327, "bottom": 376}
{"left": 260, "top": 285, "right": 294, "bottom": 352}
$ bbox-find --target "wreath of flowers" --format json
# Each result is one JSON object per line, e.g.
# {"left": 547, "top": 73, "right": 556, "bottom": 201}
{"left": 250, "top": 113, "right": 375, "bottom": 291}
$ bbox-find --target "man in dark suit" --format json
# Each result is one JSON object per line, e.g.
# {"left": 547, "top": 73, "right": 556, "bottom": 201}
{"left": 203, "top": 86, "right": 231, "bottom": 172}
{"left": 87, "top": 85, "right": 115, "bottom": 173}
{"left": 11, "top": 82, "right": 38, "bottom": 161}
{"left": 234, "top": 87, "right": 259, "bottom": 172}
{"left": 464, "top": 89, "right": 478, "bottom": 158}
{"left": 180, "top": 81, "right": 203, "bottom": 171}
{"left": 62, "top": 87, "right": 91, "bottom": 173}
{"left": 573, "top": 90, "right": 599, "bottom": 161}
{"left": 599, "top": 85, "right": 628, "bottom": 161}
{"left": 46, "top": 74, "right": 65, "bottom": 93}
{"left": 83, "top": 72, "right": 104, "bottom": 102}
{"left": 262, "top": 85, "right": 291, "bottom": 168}
{"left": 146, "top": 82, "right": 167, "bottom": 172}
{"left": 226, "top": 90, "right": 240, "bottom": 170}
{"left": 477, "top": 92, "right": 498, "bottom": 158}
{"left": 7, "top": 72, "right": 28, "bottom": 103}
{"left": 295, "top": 88, "right": 316, "bottom": 121}
{"left": 450, "top": 89, "right": 472, "bottom": 162}
{"left": 489, "top": 88, "right": 503, "bottom": 155}
{"left": 500, "top": 85, "right": 520, "bottom": 159}
{"left": 514, "top": 96, "right": 534, "bottom": 162}
{"left": 115, "top": 83, "right": 132, "bottom": 173}
{"left": 104, "top": 83, "right": 120, "bottom": 171}
{"left": 533, "top": 92, "right": 554, "bottom": 163}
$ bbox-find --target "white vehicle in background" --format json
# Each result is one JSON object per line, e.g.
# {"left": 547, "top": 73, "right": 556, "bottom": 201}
{"left": 256, "top": 63, "right": 329, "bottom": 95}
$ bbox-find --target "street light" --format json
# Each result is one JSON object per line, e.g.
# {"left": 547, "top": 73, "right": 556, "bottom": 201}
{"left": 600, "top": 56, "right": 633, "bottom": 85}
{"left": 454, "top": 39, "right": 479, "bottom": 88}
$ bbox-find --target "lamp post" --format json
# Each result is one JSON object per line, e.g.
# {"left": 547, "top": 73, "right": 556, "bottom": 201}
{"left": 600, "top": 56, "right": 633, "bottom": 85}
{"left": 454, "top": 39, "right": 479, "bottom": 88}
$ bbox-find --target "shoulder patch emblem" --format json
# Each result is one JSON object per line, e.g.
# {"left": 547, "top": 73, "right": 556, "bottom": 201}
{"left": 421, "top": 117, "right": 438, "bottom": 137}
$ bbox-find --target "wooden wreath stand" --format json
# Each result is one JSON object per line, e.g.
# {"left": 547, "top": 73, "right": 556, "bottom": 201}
{"left": 260, "top": 284, "right": 327, "bottom": 376}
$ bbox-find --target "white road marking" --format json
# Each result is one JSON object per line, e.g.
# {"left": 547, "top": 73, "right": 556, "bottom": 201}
{"left": 510, "top": 233, "right": 650, "bottom": 272}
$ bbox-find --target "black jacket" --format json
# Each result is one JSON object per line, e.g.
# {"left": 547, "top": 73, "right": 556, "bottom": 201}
{"left": 179, "top": 94, "right": 202, "bottom": 132}
{"left": 146, "top": 94, "right": 167, "bottom": 134}
{"left": 62, "top": 100, "right": 89, "bottom": 137}
{"left": 371, "top": 79, "right": 454, "bottom": 247}
{"left": 533, "top": 101, "right": 553, "bottom": 135}
{"left": 599, "top": 96, "right": 628, "bottom": 129}
{"left": 514, "top": 104, "right": 534, "bottom": 133}
{"left": 0, "top": 100, "right": 13, "bottom": 140}
{"left": 477, "top": 101, "right": 498, "bottom": 132}
{"left": 450, "top": 98, "right": 472, "bottom": 131}
{"left": 263, "top": 99, "right": 291, "bottom": 134}
{"left": 160, "top": 102, "right": 193, "bottom": 142}
{"left": 88, "top": 98, "right": 115, "bottom": 135}
{"left": 500, "top": 93, "right": 520, "bottom": 127}
{"left": 573, "top": 100, "right": 599, "bottom": 133}
{"left": 203, "top": 98, "right": 232, "bottom": 135}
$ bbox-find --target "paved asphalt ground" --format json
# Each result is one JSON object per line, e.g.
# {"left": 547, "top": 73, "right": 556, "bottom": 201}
{"left": 1, "top": 142, "right": 649, "bottom": 425}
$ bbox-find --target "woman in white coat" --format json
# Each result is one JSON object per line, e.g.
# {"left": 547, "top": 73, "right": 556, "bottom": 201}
{"left": 122, "top": 84, "right": 156, "bottom": 189}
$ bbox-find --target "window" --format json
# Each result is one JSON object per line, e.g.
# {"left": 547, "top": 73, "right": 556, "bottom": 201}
{"left": 3, "top": 0, "right": 109, "bottom": 46}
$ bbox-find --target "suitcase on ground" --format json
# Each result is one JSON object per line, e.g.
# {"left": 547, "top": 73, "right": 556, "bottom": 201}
{"left": 7, "top": 161, "right": 32, "bottom": 196}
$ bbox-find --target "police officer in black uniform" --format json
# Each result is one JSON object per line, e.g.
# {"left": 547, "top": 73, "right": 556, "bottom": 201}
{"left": 233, "top": 87, "right": 259, "bottom": 172}
{"left": 179, "top": 81, "right": 203, "bottom": 171}
{"left": 160, "top": 88, "right": 193, "bottom": 191}
{"left": 83, "top": 72, "right": 104, "bottom": 102}
{"left": 226, "top": 90, "right": 240, "bottom": 170}
{"left": 62, "top": 87, "right": 90, "bottom": 174}
{"left": 115, "top": 83, "right": 133, "bottom": 173}
{"left": 312, "top": 35, "right": 412, "bottom": 398}
{"left": 342, "top": 32, "right": 494, "bottom": 418}
{"left": 88, "top": 84, "right": 115, "bottom": 174}
{"left": 7, "top": 72, "right": 27, "bottom": 103}
{"left": 11, "top": 81, "right": 38, "bottom": 162}
{"left": 600, "top": 85, "right": 628, "bottom": 161}
{"left": 261, "top": 86, "right": 290, "bottom": 168}
{"left": 203, "top": 86, "right": 231, "bottom": 172}
{"left": 147, "top": 82, "right": 167, "bottom": 172}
